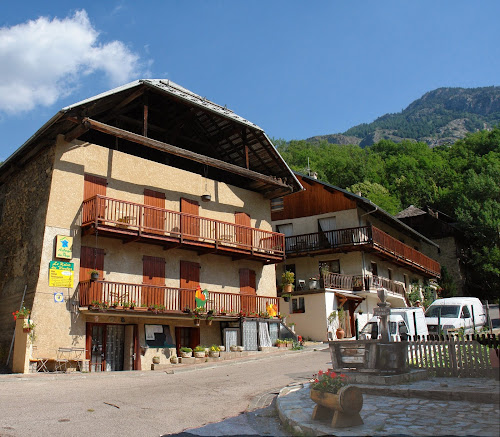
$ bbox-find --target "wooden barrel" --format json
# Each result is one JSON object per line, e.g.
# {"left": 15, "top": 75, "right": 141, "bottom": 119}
{"left": 310, "top": 386, "right": 363, "bottom": 414}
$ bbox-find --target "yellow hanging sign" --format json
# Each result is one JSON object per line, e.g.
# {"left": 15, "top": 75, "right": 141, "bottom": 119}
{"left": 55, "top": 235, "right": 73, "bottom": 259}
{"left": 49, "top": 261, "right": 74, "bottom": 288}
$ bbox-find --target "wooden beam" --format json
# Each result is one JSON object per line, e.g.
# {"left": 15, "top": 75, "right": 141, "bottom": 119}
{"left": 64, "top": 123, "right": 89, "bottom": 143}
{"left": 143, "top": 93, "right": 148, "bottom": 137}
{"left": 75, "top": 117, "right": 292, "bottom": 190}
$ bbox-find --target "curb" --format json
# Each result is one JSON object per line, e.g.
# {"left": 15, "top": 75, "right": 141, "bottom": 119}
{"left": 357, "top": 385, "right": 500, "bottom": 404}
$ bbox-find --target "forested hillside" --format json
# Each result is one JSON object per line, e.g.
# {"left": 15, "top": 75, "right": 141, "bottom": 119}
{"left": 307, "top": 86, "right": 500, "bottom": 147}
{"left": 275, "top": 128, "right": 500, "bottom": 301}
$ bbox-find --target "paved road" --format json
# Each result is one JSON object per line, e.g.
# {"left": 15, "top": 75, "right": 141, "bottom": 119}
{"left": 0, "top": 348, "right": 330, "bottom": 437}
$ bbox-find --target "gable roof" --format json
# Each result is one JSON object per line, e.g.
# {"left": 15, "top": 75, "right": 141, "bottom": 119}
{"left": 1, "top": 79, "right": 302, "bottom": 197}
{"left": 394, "top": 205, "right": 427, "bottom": 219}
{"left": 295, "top": 172, "right": 439, "bottom": 248}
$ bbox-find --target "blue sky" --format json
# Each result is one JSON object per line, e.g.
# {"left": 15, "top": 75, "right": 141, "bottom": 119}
{"left": 1, "top": 1, "right": 499, "bottom": 161}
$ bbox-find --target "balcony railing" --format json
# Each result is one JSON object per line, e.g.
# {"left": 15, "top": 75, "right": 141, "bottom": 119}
{"left": 79, "top": 280, "right": 279, "bottom": 315}
{"left": 323, "top": 272, "right": 408, "bottom": 303}
{"left": 285, "top": 225, "right": 440, "bottom": 277}
{"left": 82, "top": 195, "right": 284, "bottom": 262}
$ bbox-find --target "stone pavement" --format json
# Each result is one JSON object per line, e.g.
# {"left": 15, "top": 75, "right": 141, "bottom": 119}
{"left": 277, "top": 378, "right": 500, "bottom": 436}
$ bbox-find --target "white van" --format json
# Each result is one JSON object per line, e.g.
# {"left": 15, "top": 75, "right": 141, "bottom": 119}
{"left": 360, "top": 307, "right": 428, "bottom": 341}
{"left": 425, "top": 297, "right": 486, "bottom": 335}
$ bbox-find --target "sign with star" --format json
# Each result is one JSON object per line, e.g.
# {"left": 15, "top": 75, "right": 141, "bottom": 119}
{"left": 55, "top": 235, "right": 73, "bottom": 259}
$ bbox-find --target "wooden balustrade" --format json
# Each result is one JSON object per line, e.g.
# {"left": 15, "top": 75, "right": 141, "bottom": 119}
{"left": 79, "top": 280, "right": 279, "bottom": 315}
{"left": 81, "top": 195, "right": 284, "bottom": 262}
{"left": 285, "top": 225, "right": 440, "bottom": 277}
{"left": 323, "top": 272, "right": 406, "bottom": 299}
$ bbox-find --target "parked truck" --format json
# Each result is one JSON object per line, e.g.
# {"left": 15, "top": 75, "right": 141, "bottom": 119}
{"left": 359, "top": 307, "right": 428, "bottom": 341}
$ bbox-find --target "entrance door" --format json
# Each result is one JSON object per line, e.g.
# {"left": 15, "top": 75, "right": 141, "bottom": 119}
{"left": 143, "top": 256, "right": 166, "bottom": 307}
{"left": 180, "top": 260, "right": 199, "bottom": 311}
{"left": 180, "top": 198, "right": 200, "bottom": 239}
{"left": 144, "top": 189, "right": 166, "bottom": 234}
{"left": 175, "top": 327, "right": 200, "bottom": 355}
{"left": 87, "top": 323, "right": 134, "bottom": 372}
{"left": 240, "top": 268, "right": 256, "bottom": 313}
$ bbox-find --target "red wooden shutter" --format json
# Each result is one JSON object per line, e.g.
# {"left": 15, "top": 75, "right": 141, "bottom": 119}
{"left": 180, "top": 198, "right": 200, "bottom": 238}
{"left": 84, "top": 174, "right": 107, "bottom": 218}
{"left": 144, "top": 189, "right": 166, "bottom": 233}
{"left": 143, "top": 256, "right": 166, "bottom": 307}
{"left": 239, "top": 268, "right": 256, "bottom": 313}
{"left": 235, "top": 212, "right": 252, "bottom": 247}
{"left": 80, "top": 246, "right": 105, "bottom": 305}
{"left": 180, "top": 260, "right": 200, "bottom": 311}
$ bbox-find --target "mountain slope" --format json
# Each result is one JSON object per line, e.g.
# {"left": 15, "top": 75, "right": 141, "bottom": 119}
{"left": 307, "top": 86, "right": 500, "bottom": 147}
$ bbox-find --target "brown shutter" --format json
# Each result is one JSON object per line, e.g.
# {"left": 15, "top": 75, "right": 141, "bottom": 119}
{"left": 84, "top": 174, "right": 107, "bottom": 218}
{"left": 80, "top": 246, "right": 105, "bottom": 304}
{"left": 239, "top": 268, "right": 256, "bottom": 313}
{"left": 84, "top": 174, "right": 107, "bottom": 199}
{"left": 144, "top": 189, "right": 166, "bottom": 233}
{"left": 143, "top": 256, "right": 165, "bottom": 306}
{"left": 180, "top": 198, "right": 200, "bottom": 238}
{"left": 235, "top": 212, "right": 252, "bottom": 247}
{"left": 180, "top": 260, "right": 200, "bottom": 311}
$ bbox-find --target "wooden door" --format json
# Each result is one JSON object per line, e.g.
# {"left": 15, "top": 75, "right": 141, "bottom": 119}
{"left": 80, "top": 246, "right": 105, "bottom": 304}
{"left": 180, "top": 260, "right": 200, "bottom": 311}
{"left": 84, "top": 174, "right": 107, "bottom": 219}
{"left": 180, "top": 198, "right": 200, "bottom": 239}
{"left": 143, "top": 256, "right": 165, "bottom": 307}
{"left": 240, "top": 268, "right": 256, "bottom": 313}
{"left": 235, "top": 212, "right": 252, "bottom": 248}
{"left": 144, "top": 189, "right": 166, "bottom": 234}
{"left": 175, "top": 327, "right": 200, "bottom": 355}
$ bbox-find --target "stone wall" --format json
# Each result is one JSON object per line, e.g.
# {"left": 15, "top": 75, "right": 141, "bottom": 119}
{"left": 0, "top": 145, "right": 55, "bottom": 363}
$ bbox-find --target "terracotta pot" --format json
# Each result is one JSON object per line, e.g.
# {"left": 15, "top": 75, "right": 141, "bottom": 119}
{"left": 336, "top": 328, "right": 345, "bottom": 339}
{"left": 283, "top": 284, "right": 293, "bottom": 293}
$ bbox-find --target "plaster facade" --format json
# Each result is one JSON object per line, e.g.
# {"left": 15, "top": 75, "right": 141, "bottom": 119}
{"left": 10, "top": 137, "right": 280, "bottom": 371}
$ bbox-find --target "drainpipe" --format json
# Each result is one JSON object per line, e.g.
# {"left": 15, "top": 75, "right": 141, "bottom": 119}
{"left": 359, "top": 203, "right": 378, "bottom": 282}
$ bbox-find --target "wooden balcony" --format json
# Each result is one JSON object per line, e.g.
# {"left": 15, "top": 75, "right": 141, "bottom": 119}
{"left": 285, "top": 225, "right": 440, "bottom": 277}
{"left": 323, "top": 272, "right": 409, "bottom": 304}
{"left": 81, "top": 195, "right": 284, "bottom": 264}
{"left": 79, "top": 280, "right": 279, "bottom": 315}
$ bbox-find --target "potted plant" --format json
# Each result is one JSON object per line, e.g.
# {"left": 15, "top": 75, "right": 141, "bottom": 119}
{"left": 23, "top": 320, "right": 35, "bottom": 333}
{"left": 209, "top": 345, "right": 220, "bottom": 357}
{"left": 281, "top": 270, "right": 295, "bottom": 294}
{"left": 281, "top": 293, "right": 292, "bottom": 302}
{"left": 309, "top": 276, "right": 319, "bottom": 290}
{"left": 152, "top": 356, "right": 160, "bottom": 365}
{"left": 90, "top": 270, "right": 99, "bottom": 281}
{"left": 193, "top": 345, "right": 206, "bottom": 358}
{"left": 328, "top": 307, "right": 346, "bottom": 339}
{"left": 123, "top": 301, "right": 130, "bottom": 309}
{"left": 230, "top": 345, "right": 238, "bottom": 352}
{"left": 12, "top": 307, "right": 31, "bottom": 320}
{"left": 310, "top": 370, "right": 363, "bottom": 427}
{"left": 206, "top": 315, "right": 214, "bottom": 326}
{"left": 180, "top": 347, "right": 192, "bottom": 358}
{"left": 319, "top": 266, "right": 329, "bottom": 288}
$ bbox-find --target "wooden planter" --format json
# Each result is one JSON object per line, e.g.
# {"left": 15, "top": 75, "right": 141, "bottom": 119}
{"left": 310, "top": 386, "right": 363, "bottom": 428}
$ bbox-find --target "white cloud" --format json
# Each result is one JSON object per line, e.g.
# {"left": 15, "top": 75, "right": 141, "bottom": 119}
{"left": 0, "top": 10, "right": 147, "bottom": 114}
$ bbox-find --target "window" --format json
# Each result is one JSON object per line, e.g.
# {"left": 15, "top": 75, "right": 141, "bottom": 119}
{"left": 370, "top": 262, "right": 378, "bottom": 276}
{"left": 271, "top": 197, "right": 284, "bottom": 212}
{"left": 292, "top": 297, "right": 305, "bottom": 313}
{"left": 145, "top": 324, "right": 175, "bottom": 347}
{"left": 461, "top": 306, "right": 471, "bottom": 319}
{"left": 387, "top": 268, "right": 393, "bottom": 280}
{"left": 319, "top": 260, "right": 340, "bottom": 274}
